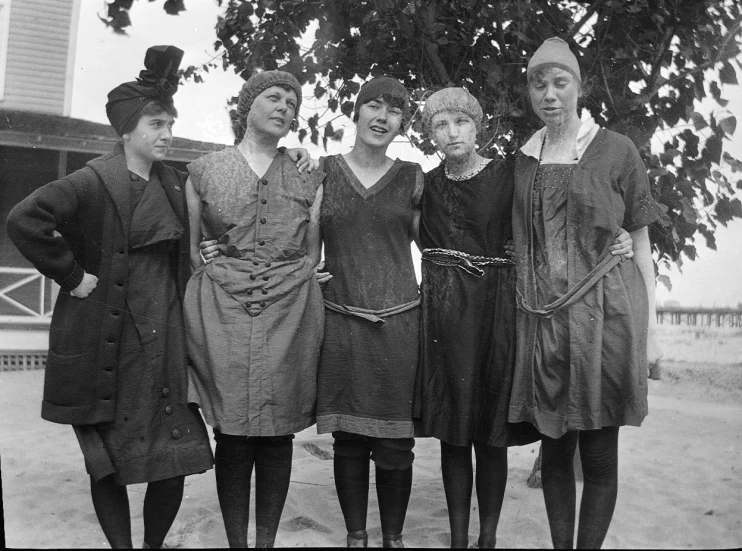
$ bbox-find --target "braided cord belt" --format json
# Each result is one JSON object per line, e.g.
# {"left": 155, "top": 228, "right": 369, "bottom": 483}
{"left": 422, "top": 247, "right": 514, "bottom": 277}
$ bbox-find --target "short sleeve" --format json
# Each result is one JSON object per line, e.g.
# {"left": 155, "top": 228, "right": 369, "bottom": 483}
{"left": 411, "top": 164, "right": 425, "bottom": 209}
{"left": 187, "top": 154, "right": 210, "bottom": 195}
{"left": 619, "top": 144, "right": 663, "bottom": 232}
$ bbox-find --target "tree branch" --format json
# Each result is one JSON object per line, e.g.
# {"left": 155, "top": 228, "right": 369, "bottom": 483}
{"left": 632, "top": 16, "right": 742, "bottom": 107}
{"left": 420, "top": 1, "right": 453, "bottom": 86}
{"left": 566, "top": 0, "right": 610, "bottom": 40}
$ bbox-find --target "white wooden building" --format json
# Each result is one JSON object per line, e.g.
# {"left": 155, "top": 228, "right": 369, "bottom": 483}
{"left": 0, "top": 0, "right": 220, "bottom": 369}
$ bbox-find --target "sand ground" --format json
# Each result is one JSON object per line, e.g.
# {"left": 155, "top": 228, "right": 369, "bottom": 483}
{"left": 1, "top": 324, "right": 741, "bottom": 548}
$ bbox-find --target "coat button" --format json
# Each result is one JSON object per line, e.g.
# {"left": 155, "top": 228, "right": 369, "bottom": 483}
{"left": 164, "top": 405, "right": 174, "bottom": 415}
{"left": 261, "top": 179, "right": 268, "bottom": 186}
{"left": 259, "top": 240, "right": 265, "bottom": 246}
{"left": 264, "top": 261, "right": 271, "bottom": 268}
{"left": 261, "top": 289, "right": 268, "bottom": 295}
{"left": 171, "top": 429, "right": 181, "bottom": 439}
{"left": 247, "top": 290, "right": 253, "bottom": 296}
{"left": 249, "top": 274, "right": 256, "bottom": 280}
{"left": 260, "top": 218, "right": 266, "bottom": 224}
{"left": 263, "top": 276, "right": 269, "bottom": 281}
{"left": 260, "top": 301, "right": 267, "bottom": 307}
{"left": 261, "top": 199, "right": 267, "bottom": 204}
{"left": 253, "top": 261, "right": 260, "bottom": 266}
{"left": 161, "top": 387, "right": 170, "bottom": 398}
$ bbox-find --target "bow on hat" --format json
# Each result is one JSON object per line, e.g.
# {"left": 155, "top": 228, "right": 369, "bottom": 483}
{"left": 106, "top": 45, "right": 184, "bottom": 136}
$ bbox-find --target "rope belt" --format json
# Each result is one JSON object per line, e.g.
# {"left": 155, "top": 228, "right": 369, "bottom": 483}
{"left": 422, "top": 247, "right": 514, "bottom": 277}
{"left": 516, "top": 252, "right": 622, "bottom": 319}
{"left": 324, "top": 298, "right": 420, "bottom": 324}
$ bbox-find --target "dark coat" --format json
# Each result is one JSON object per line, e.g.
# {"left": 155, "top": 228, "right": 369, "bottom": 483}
{"left": 6, "top": 143, "right": 191, "bottom": 425}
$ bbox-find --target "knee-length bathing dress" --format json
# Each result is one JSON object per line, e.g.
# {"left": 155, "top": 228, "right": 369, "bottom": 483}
{"left": 75, "top": 173, "right": 213, "bottom": 485}
{"left": 415, "top": 161, "right": 538, "bottom": 448}
{"left": 509, "top": 127, "right": 663, "bottom": 439}
{"left": 316, "top": 155, "right": 423, "bottom": 439}
{"left": 184, "top": 149, "right": 326, "bottom": 437}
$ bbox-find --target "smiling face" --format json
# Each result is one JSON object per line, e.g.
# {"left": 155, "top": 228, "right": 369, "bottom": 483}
{"left": 528, "top": 67, "right": 581, "bottom": 127}
{"left": 123, "top": 110, "right": 175, "bottom": 164}
{"left": 430, "top": 111, "right": 478, "bottom": 162}
{"left": 355, "top": 97, "right": 404, "bottom": 149}
{"left": 246, "top": 85, "right": 298, "bottom": 140}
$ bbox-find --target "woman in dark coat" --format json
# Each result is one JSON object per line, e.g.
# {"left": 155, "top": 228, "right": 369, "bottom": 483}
{"left": 6, "top": 45, "right": 214, "bottom": 549}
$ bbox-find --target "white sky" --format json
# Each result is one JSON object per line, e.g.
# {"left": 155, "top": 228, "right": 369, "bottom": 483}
{"left": 72, "top": 0, "right": 742, "bottom": 307}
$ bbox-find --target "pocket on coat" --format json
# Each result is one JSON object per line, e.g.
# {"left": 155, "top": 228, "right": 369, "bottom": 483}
{"left": 44, "top": 350, "right": 93, "bottom": 407}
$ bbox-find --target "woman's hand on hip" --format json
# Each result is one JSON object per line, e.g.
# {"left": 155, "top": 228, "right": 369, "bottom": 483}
{"left": 71, "top": 272, "right": 98, "bottom": 298}
{"left": 609, "top": 228, "right": 634, "bottom": 260}
{"left": 199, "top": 240, "right": 219, "bottom": 264}
{"left": 314, "top": 260, "right": 333, "bottom": 285}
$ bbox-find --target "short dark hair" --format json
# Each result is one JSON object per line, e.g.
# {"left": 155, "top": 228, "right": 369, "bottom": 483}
{"left": 120, "top": 100, "right": 178, "bottom": 135}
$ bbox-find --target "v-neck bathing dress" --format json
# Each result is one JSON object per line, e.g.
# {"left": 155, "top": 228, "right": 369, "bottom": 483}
{"left": 316, "top": 155, "right": 424, "bottom": 439}
{"left": 184, "top": 148, "right": 326, "bottom": 437}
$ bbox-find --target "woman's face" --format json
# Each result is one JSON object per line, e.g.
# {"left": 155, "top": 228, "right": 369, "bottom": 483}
{"left": 355, "top": 97, "right": 404, "bottom": 149}
{"left": 430, "top": 111, "right": 477, "bottom": 162}
{"left": 246, "top": 85, "right": 298, "bottom": 139}
{"left": 123, "top": 111, "right": 175, "bottom": 163}
{"left": 528, "top": 67, "right": 581, "bottom": 127}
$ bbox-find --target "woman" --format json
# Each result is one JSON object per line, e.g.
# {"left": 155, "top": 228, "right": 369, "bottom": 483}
{"left": 508, "top": 37, "right": 662, "bottom": 549}
{"left": 183, "top": 70, "right": 326, "bottom": 548}
{"left": 316, "top": 76, "right": 423, "bottom": 548}
{"left": 6, "top": 45, "right": 214, "bottom": 549}
{"left": 414, "top": 87, "right": 537, "bottom": 549}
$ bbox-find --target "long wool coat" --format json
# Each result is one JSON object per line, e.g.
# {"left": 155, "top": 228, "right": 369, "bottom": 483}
{"left": 7, "top": 143, "right": 191, "bottom": 426}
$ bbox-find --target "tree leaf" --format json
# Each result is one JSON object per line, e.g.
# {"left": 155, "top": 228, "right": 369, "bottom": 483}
{"left": 690, "top": 112, "right": 707, "bottom": 131}
{"left": 719, "top": 61, "right": 738, "bottom": 85}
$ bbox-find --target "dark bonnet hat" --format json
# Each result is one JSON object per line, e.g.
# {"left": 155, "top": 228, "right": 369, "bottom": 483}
{"left": 106, "top": 45, "right": 184, "bottom": 136}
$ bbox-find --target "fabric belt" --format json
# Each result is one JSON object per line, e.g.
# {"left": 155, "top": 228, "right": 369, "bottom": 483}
{"left": 422, "top": 247, "right": 514, "bottom": 277}
{"left": 324, "top": 298, "right": 420, "bottom": 324}
{"left": 516, "top": 252, "right": 622, "bottom": 319}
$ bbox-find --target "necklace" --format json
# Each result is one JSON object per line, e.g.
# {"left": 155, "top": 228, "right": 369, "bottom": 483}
{"left": 445, "top": 158, "right": 492, "bottom": 181}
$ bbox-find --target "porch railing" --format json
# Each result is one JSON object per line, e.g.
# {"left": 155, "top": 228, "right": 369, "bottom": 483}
{"left": 0, "top": 267, "right": 55, "bottom": 325}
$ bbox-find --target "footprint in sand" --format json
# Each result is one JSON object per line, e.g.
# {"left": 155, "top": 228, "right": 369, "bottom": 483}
{"left": 302, "top": 442, "right": 334, "bottom": 460}
{"left": 281, "top": 515, "right": 332, "bottom": 534}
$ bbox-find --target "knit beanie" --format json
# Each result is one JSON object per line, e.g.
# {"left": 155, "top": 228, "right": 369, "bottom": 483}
{"left": 422, "top": 87, "right": 483, "bottom": 134}
{"left": 235, "top": 70, "right": 302, "bottom": 141}
{"left": 527, "top": 37, "right": 581, "bottom": 82}
{"left": 353, "top": 77, "right": 410, "bottom": 122}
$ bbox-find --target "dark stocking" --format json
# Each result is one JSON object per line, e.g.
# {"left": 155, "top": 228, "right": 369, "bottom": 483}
{"left": 440, "top": 441, "right": 473, "bottom": 548}
{"left": 541, "top": 431, "right": 579, "bottom": 549}
{"left": 375, "top": 465, "right": 413, "bottom": 542}
{"left": 215, "top": 433, "right": 255, "bottom": 548}
{"left": 89, "top": 475, "right": 133, "bottom": 548}
{"left": 254, "top": 437, "right": 294, "bottom": 548}
{"left": 334, "top": 453, "right": 371, "bottom": 534}
{"left": 473, "top": 442, "right": 508, "bottom": 549}
{"left": 142, "top": 475, "right": 185, "bottom": 548}
{"left": 576, "top": 427, "right": 619, "bottom": 549}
